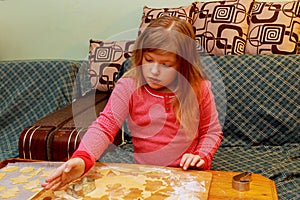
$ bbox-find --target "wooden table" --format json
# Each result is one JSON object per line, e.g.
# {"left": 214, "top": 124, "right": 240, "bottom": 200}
{"left": 208, "top": 170, "right": 278, "bottom": 200}
{"left": 0, "top": 159, "right": 278, "bottom": 199}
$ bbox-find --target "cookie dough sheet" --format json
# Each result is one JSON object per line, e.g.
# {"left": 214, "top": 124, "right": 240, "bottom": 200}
{"left": 0, "top": 162, "right": 62, "bottom": 200}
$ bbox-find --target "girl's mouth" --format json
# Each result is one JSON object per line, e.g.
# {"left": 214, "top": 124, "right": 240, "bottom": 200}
{"left": 148, "top": 77, "right": 161, "bottom": 84}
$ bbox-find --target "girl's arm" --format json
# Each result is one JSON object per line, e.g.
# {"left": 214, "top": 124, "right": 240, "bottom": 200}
{"left": 43, "top": 78, "right": 136, "bottom": 190}
{"left": 194, "top": 81, "right": 223, "bottom": 170}
{"left": 71, "top": 78, "right": 136, "bottom": 172}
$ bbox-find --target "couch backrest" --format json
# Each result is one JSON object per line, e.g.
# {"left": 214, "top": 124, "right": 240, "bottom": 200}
{"left": 202, "top": 54, "right": 300, "bottom": 147}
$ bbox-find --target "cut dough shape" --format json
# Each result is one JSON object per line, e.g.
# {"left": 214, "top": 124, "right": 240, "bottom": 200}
{"left": 106, "top": 183, "right": 125, "bottom": 197}
{"left": 19, "top": 166, "right": 35, "bottom": 173}
{"left": 87, "top": 174, "right": 147, "bottom": 199}
{"left": 123, "top": 188, "right": 143, "bottom": 199}
{"left": 23, "top": 178, "right": 41, "bottom": 191}
{"left": 0, "top": 172, "right": 6, "bottom": 181}
{"left": 98, "top": 169, "right": 121, "bottom": 177}
{"left": 0, "top": 186, "right": 5, "bottom": 192}
{"left": 0, "top": 187, "right": 19, "bottom": 199}
{"left": 1, "top": 165, "right": 18, "bottom": 172}
{"left": 10, "top": 174, "right": 31, "bottom": 184}
{"left": 29, "top": 167, "right": 44, "bottom": 176}
{"left": 40, "top": 168, "right": 55, "bottom": 177}
{"left": 144, "top": 179, "right": 167, "bottom": 193}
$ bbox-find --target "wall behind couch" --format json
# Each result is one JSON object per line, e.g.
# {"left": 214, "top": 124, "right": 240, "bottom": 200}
{"left": 0, "top": 0, "right": 288, "bottom": 61}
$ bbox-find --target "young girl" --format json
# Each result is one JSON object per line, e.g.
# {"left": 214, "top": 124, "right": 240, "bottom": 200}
{"left": 43, "top": 16, "right": 223, "bottom": 190}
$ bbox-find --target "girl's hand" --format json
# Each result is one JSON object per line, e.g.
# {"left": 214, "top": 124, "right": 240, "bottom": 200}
{"left": 42, "top": 158, "right": 85, "bottom": 190}
{"left": 180, "top": 154, "right": 205, "bottom": 170}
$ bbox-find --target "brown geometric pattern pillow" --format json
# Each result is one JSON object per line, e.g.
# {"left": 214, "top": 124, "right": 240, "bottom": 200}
{"left": 245, "top": 1, "right": 300, "bottom": 54}
{"left": 193, "top": 0, "right": 254, "bottom": 55}
{"left": 88, "top": 39, "right": 134, "bottom": 91}
{"left": 138, "top": 5, "right": 195, "bottom": 35}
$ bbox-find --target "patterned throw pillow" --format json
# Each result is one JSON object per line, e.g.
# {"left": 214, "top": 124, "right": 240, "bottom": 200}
{"left": 88, "top": 40, "right": 134, "bottom": 91}
{"left": 245, "top": 1, "right": 300, "bottom": 54}
{"left": 138, "top": 5, "right": 195, "bottom": 35}
{"left": 193, "top": 0, "right": 254, "bottom": 55}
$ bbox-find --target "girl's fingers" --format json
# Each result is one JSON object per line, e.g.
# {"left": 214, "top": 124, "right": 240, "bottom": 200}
{"left": 196, "top": 159, "right": 205, "bottom": 168}
{"left": 47, "top": 172, "right": 71, "bottom": 191}
{"left": 180, "top": 154, "right": 203, "bottom": 170}
{"left": 180, "top": 154, "right": 188, "bottom": 168}
{"left": 42, "top": 164, "right": 67, "bottom": 189}
{"left": 190, "top": 155, "right": 201, "bottom": 166}
{"left": 183, "top": 156, "right": 193, "bottom": 170}
{"left": 42, "top": 176, "right": 61, "bottom": 190}
{"left": 180, "top": 154, "right": 192, "bottom": 170}
{"left": 42, "top": 158, "right": 84, "bottom": 190}
{"left": 45, "top": 164, "right": 66, "bottom": 182}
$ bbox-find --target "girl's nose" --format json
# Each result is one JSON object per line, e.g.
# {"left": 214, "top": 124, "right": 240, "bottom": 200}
{"left": 150, "top": 62, "right": 160, "bottom": 75}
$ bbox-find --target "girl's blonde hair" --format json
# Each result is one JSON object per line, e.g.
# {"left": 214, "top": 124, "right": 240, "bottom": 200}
{"left": 124, "top": 16, "right": 208, "bottom": 138}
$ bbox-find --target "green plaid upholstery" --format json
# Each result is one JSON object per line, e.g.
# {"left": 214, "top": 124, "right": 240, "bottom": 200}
{"left": 0, "top": 60, "right": 83, "bottom": 161}
{"left": 99, "top": 144, "right": 134, "bottom": 164}
{"left": 201, "top": 54, "right": 300, "bottom": 147}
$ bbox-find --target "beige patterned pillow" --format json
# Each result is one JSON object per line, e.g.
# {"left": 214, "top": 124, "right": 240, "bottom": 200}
{"left": 138, "top": 5, "right": 195, "bottom": 35}
{"left": 245, "top": 1, "right": 300, "bottom": 54}
{"left": 193, "top": 0, "right": 254, "bottom": 55}
{"left": 88, "top": 40, "right": 134, "bottom": 91}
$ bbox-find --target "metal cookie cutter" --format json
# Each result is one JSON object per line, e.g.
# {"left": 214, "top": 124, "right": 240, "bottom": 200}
{"left": 232, "top": 172, "right": 252, "bottom": 192}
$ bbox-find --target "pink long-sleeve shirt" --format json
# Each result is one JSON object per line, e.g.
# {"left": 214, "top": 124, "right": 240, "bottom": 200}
{"left": 73, "top": 77, "right": 223, "bottom": 171}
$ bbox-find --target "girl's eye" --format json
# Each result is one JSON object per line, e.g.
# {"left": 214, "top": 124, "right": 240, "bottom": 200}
{"left": 162, "top": 63, "right": 171, "bottom": 68}
{"left": 145, "top": 58, "right": 153, "bottom": 63}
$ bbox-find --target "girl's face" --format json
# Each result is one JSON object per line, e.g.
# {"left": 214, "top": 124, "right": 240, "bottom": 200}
{"left": 142, "top": 51, "right": 179, "bottom": 92}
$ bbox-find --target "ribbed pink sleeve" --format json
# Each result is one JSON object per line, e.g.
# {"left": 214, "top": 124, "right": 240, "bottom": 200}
{"left": 194, "top": 81, "right": 223, "bottom": 169}
{"left": 73, "top": 78, "right": 136, "bottom": 169}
